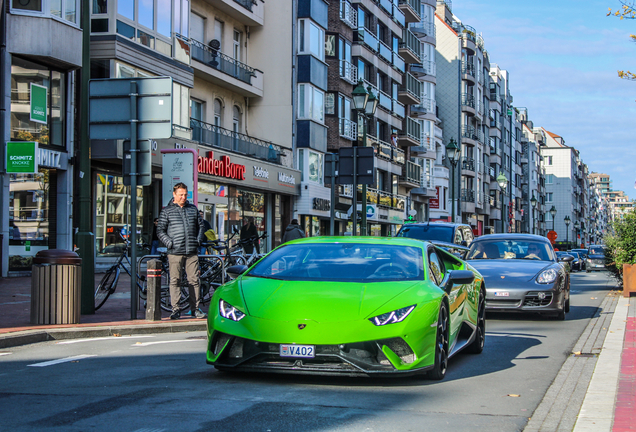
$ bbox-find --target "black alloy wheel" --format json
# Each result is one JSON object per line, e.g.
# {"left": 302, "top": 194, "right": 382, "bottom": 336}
{"left": 428, "top": 303, "right": 449, "bottom": 380}
{"left": 467, "top": 288, "right": 485, "bottom": 354}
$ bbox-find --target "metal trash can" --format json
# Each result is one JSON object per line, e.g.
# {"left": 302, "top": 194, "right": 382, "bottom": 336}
{"left": 31, "top": 250, "right": 82, "bottom": 325}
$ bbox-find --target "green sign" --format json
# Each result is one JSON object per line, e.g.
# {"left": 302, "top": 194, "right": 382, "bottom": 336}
{"left": 507, "top": 109, "right": 513, "bottom": 116}
{"left": 404, "top": 215, "right": 417, "bottom": 224}
{"left": 30, "top": 83, "right": 47, "bottom": 124}
{"left": 6, "top": 141, "right": 38, "bottom": 173}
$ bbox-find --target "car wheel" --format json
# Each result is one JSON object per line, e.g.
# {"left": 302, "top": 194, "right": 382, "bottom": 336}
{"left": 467, "top": 288, "right": 485, "bottom": 354}
{"left": 428, "top": 303, "right": 449, "bottom": 380}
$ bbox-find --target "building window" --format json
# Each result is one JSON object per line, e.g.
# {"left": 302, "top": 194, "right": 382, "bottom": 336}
{"left": 173, "top": 82, "right": 190, "bottom": 128}
{"left": 214, "top": 98, "right": 223, "bottom": 126}
{"left": 299, "top": 149, "right": 324, "bottom": 184}
{"left": 12, "top": 0, "right": 80, "bottom": 25}
{"left": 546, "top": 155, "right": 553, "bottom": 165}
{"left": 546, "top": 192, "right": 553, "bottom": 203}
{"left": 298, "top": 18, "right": 325, "bottom": 61}
{"left": 298, "top": 84, "right": 325, "bottom": 123}
{"left": 546, "top": 174, "right": 554, "bottom": 184}
{"left": 233, "top": 105, "right": 242, "bottom": 133}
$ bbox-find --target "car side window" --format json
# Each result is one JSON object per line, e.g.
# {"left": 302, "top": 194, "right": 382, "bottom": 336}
{"left": 454, "top": 229, "right": 463, "bottom": 245}
{"left": 463, "top": 227, "right": 474, "bottom": 245}
{"left": 428, "top": 250, "right": 445, "bottom": 286}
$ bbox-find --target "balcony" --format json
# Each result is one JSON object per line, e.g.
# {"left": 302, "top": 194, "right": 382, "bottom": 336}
{"left": 339, "top": 118, "right": 357, "bottom": 141}
{"left": 411, "top": 96, "right": 435, "bottom": 119}
{"left": 410, "top": 21, "right": 435, "bottom": 39}
{"left": 398, "top": 116, "right": 421, "bottom": 146}
{"left": 461, "top": 93, "right": 476, "bottom": 116}
{"left": 190, "top": 118, "right": 281, "bottom": 164}
{"left": 398, "top": 0, "right": 422, "bottom": 22}
{"left": 461, "top": 188, "right": 475, "bottom": 203}
{"left": 400, "top": 160, "right": 422, "bottom": 188}
{"left": 357, "top": 27, "right": 379, "bottom": 52}
{"left": 340, "top": 0, "right": 357, "bottom": 29}
{"left": 378, "top": 90, "right": 392, "bottom": 112}
{"left": 461, "top": 125, "right": 478, "bottom": 144}
{"left": 399, "top": 29, "right": 422, "bottom": 64}
{"left": 393, "top": 99, "right": 406, "bottom": 118}
{"left": 453, "top": 23, "right": 476, "bottom": 53}
{"left": 191, "top": 39, "right": 263, "bottom": 97}
{"left": 393, "top": 4, "right": 406, "bottom": 27}
{"left": 398, "top": 73, "right": 422, "bottom": 105}
{"left": 373, "top": 140, "right": 405, "bottom": 165}
{"left": 379, "top": 40, "right": 392, "bottom": 63}
{"left": 461, "top": 60, "right": 476, "bottom": 85}
{"left": 339, "top": 59, "right": 358, "bottom": 84}
{"left": 411, "top": 59, "right": 436, "bottom": 78}
{"left": 367, "top": 188, "right": 406, "bottom": 211}
{"left": 392, "top": 52, "right": 406, "bottom": 73}
{"left": 208, "top": 0, "right": 264, "bottom": 26}
{"left": 461, "top": 157, "right": 475, "bottom": 176}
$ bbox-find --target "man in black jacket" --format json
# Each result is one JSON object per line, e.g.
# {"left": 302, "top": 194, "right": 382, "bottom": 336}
{"left": 157, "top": 183, "right": 206, "bottom": 320}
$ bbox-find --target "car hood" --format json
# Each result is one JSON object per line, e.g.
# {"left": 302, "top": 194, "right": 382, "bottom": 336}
{"left": 466, "top": 259, "right": 555, "bottom": 285}
{"left": 239, "top": 276, "right": 422, "bottom": 322}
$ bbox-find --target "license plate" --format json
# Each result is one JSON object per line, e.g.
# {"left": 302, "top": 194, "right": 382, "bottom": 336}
{"left": 494, "top": 291, "right": 510, "bottom": 297}
{"left": 280, "top": 344, "right": 315, "bottom": 358}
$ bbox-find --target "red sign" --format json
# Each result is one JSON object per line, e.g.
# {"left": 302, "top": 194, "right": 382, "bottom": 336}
{"left": 429, "top": 186, "right": 440, "bottom": 209}
{"left": 198, "top": 151, "right": 246, "bottom": 180}
{"left": 547, "top": 230, "right": 558, "bottom": 244}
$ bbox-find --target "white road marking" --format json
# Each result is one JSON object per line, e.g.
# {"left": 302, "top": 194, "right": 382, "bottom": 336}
{"left": 0, "top": 352, "right": 12, "bottom": 357}
{"left": 57, "top": 335, "right": 155, "bottom": 345}
{"left": 27, "top": 354, "right": 97, "bottom": 367}
{"left": 0, "top": 300, "right": 30, "bottom": 305}
{"left": 132, "top": 340, "right": 199, "bottom": 347}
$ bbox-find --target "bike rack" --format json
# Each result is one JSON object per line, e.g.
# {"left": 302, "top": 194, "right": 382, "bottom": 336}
{"left": 137, "top": 254, "right": 226, "bottom": 286}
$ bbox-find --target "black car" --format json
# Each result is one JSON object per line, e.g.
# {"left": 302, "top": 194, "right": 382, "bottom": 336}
{"left": 566, "top": 251, "right": 584, "bottom": 271}
{"left": 569, "top": 249, "right": 588, "bottom": 270}
{"left": 395, "top": 222, "right": 474, "bottom": 254}
{"left": 586, "top": 245, "right": 607, "bottom": 272}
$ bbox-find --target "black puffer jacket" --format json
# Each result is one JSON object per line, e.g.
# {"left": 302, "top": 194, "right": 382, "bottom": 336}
{"left": 156, "top": 199, "right": 204, "bottom": 255}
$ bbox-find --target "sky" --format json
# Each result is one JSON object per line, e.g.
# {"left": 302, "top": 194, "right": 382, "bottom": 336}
{"left": 454, "top": 0, "right": 636, "bottom": 198}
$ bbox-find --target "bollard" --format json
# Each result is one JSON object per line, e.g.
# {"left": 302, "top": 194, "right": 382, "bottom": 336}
{"left": 146, "top": 259, "right": 162, "bottom": 321}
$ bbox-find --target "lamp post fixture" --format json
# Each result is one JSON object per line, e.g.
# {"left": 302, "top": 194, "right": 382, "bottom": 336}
{"left": 564, "top": 215, "right": 571, "bottom": 246}
{"left": 574, "top": 220, "right": 579, "bottom": 247}
{"left": 530, "top": 193, "right": 537, "bottom": 234}
{"left": 497, "top": 172, "right": 508, "bottom": 233}
{"left": 550, "top": 205, "right": 557, "bottom": 231}
{"left": 445, "top": 138, "right": 460, "bottom": 222}
{"left": 352, "top": 79, "right": 377, "bottom": 236}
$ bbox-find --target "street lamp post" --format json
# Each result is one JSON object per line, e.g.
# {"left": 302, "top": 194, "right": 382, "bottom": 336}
{"left": 445, "top": 138, "right": 460, "bottom": 222}
{"left": 564, "top": 215, "right": 571, "bottom": 246}
{"left": 574, "top": 220, "right": 579, "bottom": 247}
{"left": 550, "top": 205, "right": 557, "bottom": 231}
{"left": 351, "top": 80, "right": 369, "bottom": 236}
{"left": 530, "top": 193, "right": 537, "bottom": 234}
{"left": 497, "top": 172, "right": 508, "bottom": 233}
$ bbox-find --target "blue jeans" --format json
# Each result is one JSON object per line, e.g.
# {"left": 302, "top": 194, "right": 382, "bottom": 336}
{"left": 151, "top": 240, "right": 160, "bottom": 255}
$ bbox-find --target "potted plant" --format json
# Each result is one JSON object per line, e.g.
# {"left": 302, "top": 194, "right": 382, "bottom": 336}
{"left": 604, "top": 209, "right": 636, "bottom": 296}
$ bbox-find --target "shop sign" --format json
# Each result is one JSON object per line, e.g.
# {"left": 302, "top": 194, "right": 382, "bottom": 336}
{"left": 366, "top": 204, "right": 377, "bottom": 221}
{"left": 30, "top": 83, "right": 47, "bottom": 124}
{"left": 313, "top": 198, "right": 331, "bottom": 211}
{"left": 198, "top": 151, "right": 246, "bottom": 180}
{"left": 430, "top": 187, "right": 440, "bottom": 209}
{"left": 278, "top": 172, "right": 296, "bottom": 185}
{"left": 6, "top": 141, "right": 38, "bottom": 173}
{"left": 38, "top": 148, "right": 62, "bottom": 168}
{"left": 253, "top": 166, "right": 269, "bottom": 179}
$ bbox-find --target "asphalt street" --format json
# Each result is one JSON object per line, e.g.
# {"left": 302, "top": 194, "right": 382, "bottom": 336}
{"left": 0, "top": 271, "right": 616, "bottom": 432}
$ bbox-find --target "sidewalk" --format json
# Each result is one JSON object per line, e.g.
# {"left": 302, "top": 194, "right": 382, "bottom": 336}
{"left": 0, "top": 272, "right": 207, "bottom": 348}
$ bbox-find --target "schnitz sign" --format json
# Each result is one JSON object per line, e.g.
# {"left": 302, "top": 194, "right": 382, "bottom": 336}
{"left": 198, "top": 151, "right": 246, "bottom": 180}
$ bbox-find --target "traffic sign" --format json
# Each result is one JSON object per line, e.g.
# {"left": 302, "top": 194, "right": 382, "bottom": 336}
{"left": 547, "top": 230, "right": 558, "bottom": 244}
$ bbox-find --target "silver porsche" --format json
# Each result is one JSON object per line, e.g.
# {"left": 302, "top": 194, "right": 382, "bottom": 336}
{"left": 464, "top": 234, "right": 573, "bottom": 320}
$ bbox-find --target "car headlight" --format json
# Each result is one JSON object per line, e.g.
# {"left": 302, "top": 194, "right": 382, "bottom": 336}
{"left": 537, "top": 269, "right": 558, "bottom": 284}
{"left": 219, "top": 299, "right": 246, "bottom": 321}
{"left": 369, "top": 305, "right": 416, "bottom": 326}
{"left": 586, "top": 258, "right": 592, "bottom": 263}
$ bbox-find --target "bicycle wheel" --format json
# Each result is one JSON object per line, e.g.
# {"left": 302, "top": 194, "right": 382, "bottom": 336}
{"left": 200, "top": 260, "right": 221, "bottom": 304}
{"left": 95, "top": 266, "right": 120, "bottom": 311}
{"left": 159, "top": 269, "right": 190, "bottom": 312}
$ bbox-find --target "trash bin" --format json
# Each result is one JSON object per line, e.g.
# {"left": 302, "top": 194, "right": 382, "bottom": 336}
{"left": 31, "top": 249, "right": 82, "bottom": 325}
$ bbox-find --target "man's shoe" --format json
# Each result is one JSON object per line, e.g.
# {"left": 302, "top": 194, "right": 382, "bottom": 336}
{"left": 170, "top": 310, "right": 181, "bottom": 320}
{"left": 194, "top": 308, "right": 208, "bottom": 319}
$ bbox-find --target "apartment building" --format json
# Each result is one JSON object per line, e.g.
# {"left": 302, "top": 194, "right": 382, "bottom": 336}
{"left": 88, "top": 0, "right": 299, "bottom": 256}
{"left": 434, "top": 3, "right": 494, "bottom": 234}
{"left": 1, "top": 0, "right": 82, "bottom": 275}
{"left": 518, "top": 109, "right": 542, "bottom": 235}
{"left": 588, "top": 172, "right": 611, "bottom": 244}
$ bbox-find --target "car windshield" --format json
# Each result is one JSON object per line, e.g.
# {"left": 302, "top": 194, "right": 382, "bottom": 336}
{"left": 466, "top": 240, "right": 555, "bottom": 261}
{"left": 248, "top": 243, "right": 424, "bottom": 282}
{"left": 396, "top": 225, "right": 454, "bottom": 243}
{"left": 568, "top": 252, "right": 580, "bottom": 258}
{"left": 589, "top": 247, "right": 605, "bottom": 255}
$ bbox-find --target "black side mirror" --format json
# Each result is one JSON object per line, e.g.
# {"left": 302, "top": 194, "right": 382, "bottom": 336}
{"left": 559, "top": 254, "right": 574, "bottom": 263}
{"left": 226, "top": 264, "right": 249, "bottom": 279}
{"left": 447, "top": 270, "right": 475, "bottom": 286}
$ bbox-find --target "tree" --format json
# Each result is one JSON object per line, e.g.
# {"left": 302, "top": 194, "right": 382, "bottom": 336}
{"left": 608, "top": 1, "right": 636, "bottom": 80}
{"left": 604, "top": 208, "right": 636, "bottom": 283}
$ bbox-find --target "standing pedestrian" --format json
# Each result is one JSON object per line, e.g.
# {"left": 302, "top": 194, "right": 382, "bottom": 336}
{"left": 282, "top": 219, "right": 305, "bottom": 244}
{"left": 240, "top": 216, "right": 259, "bottom": 254}
{"left": 156, "top": 183, "right": 207, "bottom": 320}
{"left": 199, "top": 210, "right": 212, "bottom": 255}
{"left": 150, "top": 218, "right": 160, "bottom": 255}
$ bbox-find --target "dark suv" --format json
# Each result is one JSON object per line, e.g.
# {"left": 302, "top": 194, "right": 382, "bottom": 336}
{"left": 586, "top": 245, "right": 607, "bottom": 272}
{"left": 395, "top": 222, "right": 474, "bottom": 250}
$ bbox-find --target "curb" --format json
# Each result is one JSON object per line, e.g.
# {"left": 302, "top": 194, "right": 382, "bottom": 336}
{"left": 0, "top": 321, "right": 208, "bottom": 349}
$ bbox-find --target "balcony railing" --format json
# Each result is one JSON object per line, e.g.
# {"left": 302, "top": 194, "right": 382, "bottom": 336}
{"left": 392, "top": 99, "right": 405, "bottom": 118}
{"left": 233, "top": 0, "right": 253, "bottom": 12}
{"left": 453, "top": 23, "right": 476, "bottom": 42}
{"left": 357, "top": 27, "right": 379, "bottom": 51}
{"left": 340, "top": 0, "right": 357, "bottom": 29}
{"left": 339, "top": 118, "right": 357, "bottom": 141}
{"left": 401, "top": 116, "right": 420, "bottom": 142}
{"left": 462, "top": 93, "right": 475, "bottom": 109}
{"left": 399, "top": 0, "right": 421, "bottom": 20}
{"left": 339, "top": 59, "right": 358, "bottom": 84}
{"left": 378, "top": 90, "right": 392, "bottom": 111}
{"left": 367, "top": 188, "right": 406, "bottom": 211}
{"left": 400, "top": 73, "right": 422, "bottom": 102}
{"left": 392, "top": 3, "right": 405, "bottom": 26}
{"left": 191, "top": 39, "right": 256, "bottom": 85}
{"left": 190, "top": 118, "right": 281, "bottom": 164}
{"left": 378, "top": 40, "right": 392, "bottom": 62}
{"left": 409, "top": 21, "right": 435, "bottom": 38}
{"left": 461, "top": 188, "right": 475, "bottom": 202}
{"left": 462, "top": 125, "right": 478, "bottom": 141}
{"left": 400, "top": 29, "right": 422, "bottom": 62}
{"left": 373, "top": 139, "right": 405, "bottom": 165}
{"left": 461, "top": 157, "right": 475, "bottom": 172}
{"left": 403, "top": 160, "right": 422, "bottom": 185}
{"left": 461, "top": 60, "right": 475, "bottom": 77}
{"left": 392, "top": 52, "right": 405, "bottom": 73}
{"left": 416, "top": 96, "right": 435, "bottom": 113}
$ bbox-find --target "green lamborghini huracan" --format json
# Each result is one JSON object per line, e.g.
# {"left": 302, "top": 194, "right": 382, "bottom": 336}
{"left": 206, "top": 237, "right": 485, "bottom": 379}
